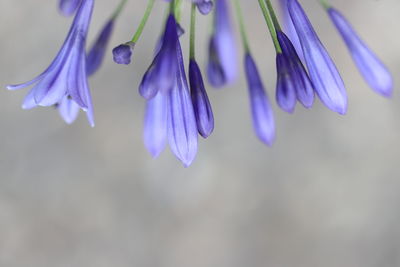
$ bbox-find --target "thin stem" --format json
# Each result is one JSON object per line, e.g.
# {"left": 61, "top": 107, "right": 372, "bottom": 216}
{"left": 174, "top": 0, "right": 184, "bottom": 22}
{"left": 131, "top": 0, "right": 156, "bottom": 43}
{"left": 111, "top": 0, "right": 129, "bottom": 19}
{"left": 319, "top": 0, "right": 331, "bottom": 9}
{"left": 264, "top": 0, "right": 281, "bottom": 31}
{"left": 258, "top": 0, "right": 281, "bottom": 53}
{"left": 190, "top": 3, "right": 196, "bottom": 59}
{"left": 233, "top": 0, "right": 250, "bottom": 53}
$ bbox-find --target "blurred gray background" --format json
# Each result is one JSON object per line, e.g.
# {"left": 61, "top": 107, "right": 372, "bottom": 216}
{"left": 1, "top": 0, "right": 400, "bottom": 266}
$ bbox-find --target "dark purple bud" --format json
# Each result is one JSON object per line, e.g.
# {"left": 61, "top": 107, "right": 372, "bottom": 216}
{"left": 189, "top": 59, "right": 214, "bottom": 138}
{"left": 244, "top": 54, "right": 275, "bottom": 146}
{"left": 276, "top": 53, "right": 297, "bottom": 113}
{"left": 288, "top": 0, "right": 347, "bottom": 115}
{"left": 167, "top": 41, "right": 198, "bottom": 167}
{"left": 59, "top": 0, "right": 82, "bottom": 16}
{"left": 277, "top": 31, "right": 314, "bottom": 109}
{"left": 87, "top": 19, "right": 115, "bottom": 76}
{"left": 327, "top": 7, "right": 392, "bottom": 97}
{"left": 144, "top": 92, "right": 168, "bottom": 158}
{"left": 112, "top": 42, "right": 135, "bottom": 65}
{"left": 8, "top": 0, "right": 95, "bottom": 127}
{"left": 207, "top": 0, "right": 237, "bottom": 87}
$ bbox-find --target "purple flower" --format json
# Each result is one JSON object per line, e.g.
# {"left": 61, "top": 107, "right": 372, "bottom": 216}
{"left": 207, "top": 0, "right": 237, "bottom": 87}
{"left": 244, "top": 53, "right": 275, "bottom": 146}
{"left": 288, "top": 0, "right": 347, "bottom": 115}
{"left": 57, "top": 95, "right": 81, "bottom": 125}
{"left": 167, "top": 41, "right": 198, "bottom": 167}
{"left": 7, "top": 0, "right": 95, "bottom": 126}
{"left": 59, "top": 0, "right": 82, "bottom": 16}
{"left": 277, "top": 31, "right": 314, "bottom": 109}
{"left": 144, "top": 92, "right": 168, "bottom": 158}
{"left": 112, "top": 42, "right": 135, "bottom": 65}
{"left": 189, "top": 59, "right": 214, "bottom": 138}
{"left": 139, "top": 14, "right": 179, "bottom": 99}
{"left": 86, "top": 19, "right": 115, "bottom": 76}
{"left": 193, "top": 0, "right": 214, "bottom": 15}
{"left": 327, "top": 7, "right": 393, "bottom": 97}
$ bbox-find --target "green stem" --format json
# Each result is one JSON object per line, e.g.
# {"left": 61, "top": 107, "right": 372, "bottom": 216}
{"left": 264, "top": 0, "right": 281, "bottom": 31}
{"left": 189, "top": 4, "right": 196, "bottom": 59}
{"left": 111, "top": 0, "right": 128, "bottom": 19}
{"left": 174, "top": 0, "right": 184, "bottom": 23}
{"left": 258, "top": 0, "right": 281, "bottom": 53}
{"left": 233, "top": 0, "right": 250, "bottom": 53}
{"left": 131, "top": 0, "right": 156, "bottom": 43}
{"left": 319, "top": 0, "right": 331, "bottom": 9}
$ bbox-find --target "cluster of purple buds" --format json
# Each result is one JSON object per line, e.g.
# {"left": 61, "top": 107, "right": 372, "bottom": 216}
{"left": 6, "top": 0, "right": 393, "bottom": 167}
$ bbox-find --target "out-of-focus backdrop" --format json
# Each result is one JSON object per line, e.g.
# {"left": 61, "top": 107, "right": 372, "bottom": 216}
{"left": 1, "top": 0, "right": 400, "bottom": 266}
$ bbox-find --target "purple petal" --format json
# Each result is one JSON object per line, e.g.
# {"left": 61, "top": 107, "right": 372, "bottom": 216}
{"left": 278, "top": 0, "right": 303, "bottom": 58}
{"left": 194, "top": 0, "right": 214, "bottom": 15}
{"left": 189, "top": 59, "right": 214, "bottom": 138}
{"left": 277, "top": 31, "right": 314, "bottom": 108}
{"left": 245, "top": 54, "right": 275, "bottom": 146}
{"left": 87, "top": 19, "right": 115, "bottom": 76}
{"left": 288, "top": 0, "right": 347, "bottom": 115}
{"left": 276, "top": 53, "right": 297, "bottom": 113}
{"left": 144, "top": 92, "right": 168, "bottom": 158}
{"left": 57, "top": 96, "right": 80, "bottom": 124}
{"left": 207, "top": 0, "right": 237, "bottom": 87}
{"left": 59, "top": 0, "right": 82, "bottom": 16}
{"left": 328, "top": 7, "right": 393, "bottom": 97}
{"left": 167, "top": 41, "right": 198, "bottom": 167}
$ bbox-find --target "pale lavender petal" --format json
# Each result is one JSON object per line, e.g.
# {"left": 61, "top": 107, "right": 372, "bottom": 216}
{"left": 58, "top": 96, "right": 80, "bottom": 124}
{"left": 144, "top": 92, "right": 168, "bottom": 158}
{"left": 59, "top": 0, "right": 82, "bottom": 16}
{"left": 328, "top": 7, "right": 393, "bottom": 97}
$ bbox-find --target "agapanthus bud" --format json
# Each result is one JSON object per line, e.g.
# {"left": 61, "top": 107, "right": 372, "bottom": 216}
{"left": 112, "top": 42, "right": 135, "bottom": 65}
{"left": 189, "top": 59, "right": 214, "bottom": 138}
{"left": 167, "top": 42, "right": 198, "bottom": 167}
{"left": 327, "top": 7, "right": 393, "bottom": 97}
{"left": 87, "top": 19, "right": 115, "bottom": 76}
{"left": 207, "top": 0, "right": 237, "bottom": 87}
{"left": 288, "top": 0, "right": 347, "bottom": 115}
{"left": 193, "top": 0, "right": 214, "bottom": 15}
{"left": 59, "top": 0, "right": 82, "bottom": 16}
{"left": 8, "top": 0, "right": 95, "bottom": 126}
{"left": 244, "top": 54, "right": 275, "bottom": 146}
{"left": 276, "top": 53, "right": 297, "bottom": 113}
{"left": 277, "top": 31, "right": 314, "bottom": 109}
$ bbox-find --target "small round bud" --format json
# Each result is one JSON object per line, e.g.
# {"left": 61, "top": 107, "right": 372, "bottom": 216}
{"left": 112, "top": 41, "right": 135, "bottom": 65}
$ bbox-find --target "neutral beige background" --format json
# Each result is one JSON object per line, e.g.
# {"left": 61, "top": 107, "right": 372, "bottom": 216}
{"left": 1, "top": 0, "right": 400, "bottom": 266}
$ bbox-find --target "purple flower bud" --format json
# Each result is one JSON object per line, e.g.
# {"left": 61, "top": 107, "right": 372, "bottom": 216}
{"left": 276, "top": 53, "right": 297, "bottom": 113}
{"left": 87, "top": 19, "right": 115, "bottom": 76}
{"left": 144, "top": 92, "right": 168, "bottom": 158}
{"left": 207, "top": 0, "right": 237, "bottom": 87}
{"left": 8, "top": 0, "right": 95, "bottom": 126}
{"left": 277, "top": 31, "right": 314, "bottom": 109}
{"left": 327, "top": 7, "right": 393, "bottom": 97}
{"left": 140, "top": 15, "right": 179, "bottom": 98}
{"left": 288, "top": 0, "right": 347, "bottom": 115}
{"left": 112, "top": 42, "right": 135, "bottom": 65}
{"left": 189, "top": 59, "right": 214, "bottom": 138}
{"left": 167, "top": 41, "right": 198, "bottom": 167}
{"left": 193, "top": 0, "right": 214, "bottom": 15}
{"left": 278, "top": 0, "right": 302, "bottom": 57}
{"left": 244, "top": 54, "right": 275, "bottom": 146}
{"left": 59, "top": 0, "right": 82, "bottom": 16}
